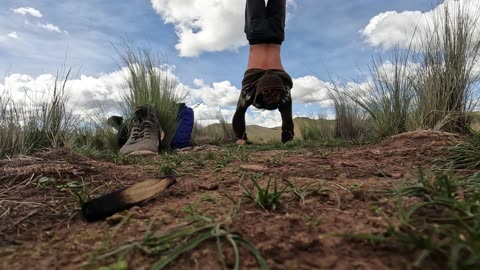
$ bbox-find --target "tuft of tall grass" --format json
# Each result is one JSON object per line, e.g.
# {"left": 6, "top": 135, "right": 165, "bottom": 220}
{"left": 345, "top": 47, "right": 416, "bottom": 138}
{"left": 0, "top": 69, "right": 78, "bottom": 158}
{"left": 443, "top": 130, "right": 480, "bottom": 170}
{"left": 298, "top": 115, "right": 335, "bottom": 142}
{"left": 390, "top": 170, "right": 480, "bottom": 269}
{"left": 0, "top": 94, "right": 20, "bottom": 157}
{"left": 329, "top": 90, "right": 370, "bottom": 140}
{"left": 345, "top": 170, "right": 480, "bottom": 269}
{"left": 191, "top": 111, "right": 235, "bottom": 146}
{"left": 411, "top": 4, "right": 480, "bottom": 133}
{"left": 119, "top": 44, "right": 185, "bottom": 150}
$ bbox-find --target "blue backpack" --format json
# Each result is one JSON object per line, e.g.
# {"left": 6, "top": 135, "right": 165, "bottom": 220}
{"left": 171, "top": 104, "right": 194, "bottom": 149}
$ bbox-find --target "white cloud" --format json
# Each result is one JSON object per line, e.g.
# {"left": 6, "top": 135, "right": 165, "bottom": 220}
{"left": 13, "top": 7, "right": 43, "bottom": 18}
{"left": 150, "top": 0, "right": 295, "bottom": 57}
{"left": 150, "top": 0, "right": 246, "bottom": 57}
{"left": 246, "top": 109, "right": 283, "bottom": 128}
{"left": 291, "top": 75, "right": 333, "bottom": 105}
{"left": 187, "top": 79, "right": 240, "bottom": 107}
{"left": 38, "top": 23, "right": 65, "bottom": 34}
{"left": 7, "top": 32, "right": 19, "bottom": 39}
{"left": 1, "top": 69, "right": 130, "bottom": 118}
{"left": 362, "top": 0, "right": 480, "bottom": 49}
{"left": 192, "top": 103, "right": 235, "bottom": 125}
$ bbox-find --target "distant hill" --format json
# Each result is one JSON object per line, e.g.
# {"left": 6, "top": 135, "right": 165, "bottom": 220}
{"left": 201, "top": 117, "right": 334, "bottom": 144}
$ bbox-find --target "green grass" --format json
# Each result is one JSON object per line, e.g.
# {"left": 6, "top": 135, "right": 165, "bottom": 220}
{"left": 0, "top": 68, "right": 79, "bottom": 158}
{"left": 443, "top": 131, "right": 480, "bottom": 170}
{"left": 298, "top": 115, "right": 335, "bottom": 142}
{"left": 240, "top": 174, "right": 287, "bottom": 211}
{"left": 190, "top": 111, "right": 235, "bottom": 146}
{"left": 119, "top": 44, "right": 185, "bottom": 150}
{"left": 329, "top": 90, "right": 370, "bottom": 140}
{"left": 344, "top": 47, "right": 415, "bottom": 138}
{"left": 284, "top": 179, "right": 341, "bottom": 208}
{"left": 100, "top": 215, "right": 269, "bottom": 270}
{"left": 343, "top": 169, "right": 480, "bottom": 269}
{"left": 410, "top": 5, "right": 479, "bottom": 133}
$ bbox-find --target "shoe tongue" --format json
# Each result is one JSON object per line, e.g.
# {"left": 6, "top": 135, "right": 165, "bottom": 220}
{"left": 135, "top": 106, "right": 152, "bottom": 121}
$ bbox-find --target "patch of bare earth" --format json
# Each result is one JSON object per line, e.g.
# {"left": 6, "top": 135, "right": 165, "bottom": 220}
{"left": 0, "top": 131, "right": 458, "bottom": 270}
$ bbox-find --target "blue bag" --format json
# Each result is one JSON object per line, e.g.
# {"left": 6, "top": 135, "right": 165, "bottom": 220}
{"left": 171, "top": 104, "right": 194, "bottom": 149}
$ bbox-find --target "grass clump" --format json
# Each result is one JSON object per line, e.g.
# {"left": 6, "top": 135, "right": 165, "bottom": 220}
{"left": 284, "top": 179, "right": 341, "bottom": 208}
{"left": 345, "top": 47, "right": 415, "bottom": 138}
{"left": 240, "top": 174, "right": 287, "bottom": 211}
{"left": 336, "top": 2, "right": 480, "bottom": 138}
{"left": 298, "top": 116, "right": 335, "bottom": 142}
{"left": 411, "top": 4, "right": 480, "bottom": 133}
{"left": 443, "top": 131, "right": 480, "bottom": 170}
{"left": 119, "top": 44, "right": 185, "bottom": 150}
{"left": 329, "top": 90, "right": 370, "bottom": 140}
{"left": 345, "top": 170, "right": 480, "bottom": 269}
{"left": 100, "top": 215, "right": 269, "bottom": 270}
{"left": 191, "top": 111, "right": 235, "bottom": 146}
{"left": 0, "top": 68, "right": 78, "bottom": 158}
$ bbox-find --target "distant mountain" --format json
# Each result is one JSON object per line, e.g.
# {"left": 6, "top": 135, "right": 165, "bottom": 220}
{"left": 202, "top": 117, "right": 334, "bottom": 143}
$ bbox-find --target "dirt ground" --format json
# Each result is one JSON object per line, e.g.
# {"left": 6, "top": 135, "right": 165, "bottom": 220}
{"left": 0, "top": 130, "right": 460, "bottom": 270}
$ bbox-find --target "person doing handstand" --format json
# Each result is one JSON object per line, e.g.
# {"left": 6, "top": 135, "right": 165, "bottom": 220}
{"left": 232, "top": 0, "right": 294, "bottom": 145}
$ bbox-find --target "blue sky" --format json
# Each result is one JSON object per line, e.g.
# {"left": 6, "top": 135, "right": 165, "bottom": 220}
{"left": 0, "top": 0, "right": 473, "bottom": 127}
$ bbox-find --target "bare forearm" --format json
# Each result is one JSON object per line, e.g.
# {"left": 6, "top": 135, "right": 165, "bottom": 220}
{"left": 232, "top": 107, "right": 248, "bottom": 140}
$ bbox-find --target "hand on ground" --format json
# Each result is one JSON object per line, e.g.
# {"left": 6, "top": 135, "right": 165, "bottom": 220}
{"left": 236, "top": 139, "right": 248, "bottom": 145}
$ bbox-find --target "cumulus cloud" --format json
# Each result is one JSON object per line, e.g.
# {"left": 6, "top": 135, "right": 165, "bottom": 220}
{"left": 150, "top": 0, "right": 246, "bottom": 57}
{"left": 150, "top": 0, "right": 295, "bottom": 57}
{"left": 187, "top": 79, "right": 240, "bottom": 107}
{"left": 38, "top": 23, "right": 63, "bottom": 33}
{"left": 246, "top": 109, "right": 283, "bottom": 128}
{"left": 7, "top": 32, "right": 19, "bottom": 39}
{"left": 362, "top": 0, "right": 480, "bottom": 49}
{"left": 13, "top": 7, "right": 43, "bottom": 18}
{"left": 291, "top": 75, "right": 333, "bottom": 105}
{"left": 192, "top": 103, "right": 236, "bottom": 125}
{"left": 1, "top": 69, "right": 131, "bottom": 118}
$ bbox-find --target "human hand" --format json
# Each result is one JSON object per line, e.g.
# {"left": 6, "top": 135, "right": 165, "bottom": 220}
{"left": 236, "top": 139, "right": 248, "bottom": 145}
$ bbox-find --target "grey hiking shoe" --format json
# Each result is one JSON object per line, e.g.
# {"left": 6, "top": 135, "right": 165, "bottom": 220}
{"left": 119, "top": 105, "right": 162, "bottom": 156}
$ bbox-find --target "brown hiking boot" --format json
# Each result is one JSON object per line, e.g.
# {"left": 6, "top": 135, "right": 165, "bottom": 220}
{"left": 119, "top": 105, "right": 161, "bottom": 156}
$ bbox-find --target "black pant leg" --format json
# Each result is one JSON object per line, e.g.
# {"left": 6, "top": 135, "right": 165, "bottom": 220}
{"left": 245, "top": 0, "right": 267, "bottom": 44}
{"left": 265, "top": 0, "right": 286, "bottom": 44}
{"left": 246, "top": 0, "right": 287, "bottom": 45}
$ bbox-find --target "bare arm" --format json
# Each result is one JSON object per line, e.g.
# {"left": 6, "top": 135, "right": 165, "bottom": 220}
{"left": 232, "top": 91, "right": 252, "bottom": 141}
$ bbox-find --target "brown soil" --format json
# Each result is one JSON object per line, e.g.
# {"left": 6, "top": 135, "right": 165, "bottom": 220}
{"left": 0, "top": 130, "right": 459, "bottom": 270}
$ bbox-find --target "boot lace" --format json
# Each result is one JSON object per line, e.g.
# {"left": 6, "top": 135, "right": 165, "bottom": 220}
{"left": 130, "top": 121, "right": 153, "bottom": 141}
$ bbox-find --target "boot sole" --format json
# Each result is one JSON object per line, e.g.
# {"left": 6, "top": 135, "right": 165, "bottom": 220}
{"left": 126, "top": 150, "right": 158, "bottom": 156}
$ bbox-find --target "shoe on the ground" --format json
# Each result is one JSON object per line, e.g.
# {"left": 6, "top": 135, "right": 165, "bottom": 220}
{"left": 107, "top": 116, "right": 124, "bottom": 130}
{"left": 119, "top": 105, "right": 162, "bottom": 156}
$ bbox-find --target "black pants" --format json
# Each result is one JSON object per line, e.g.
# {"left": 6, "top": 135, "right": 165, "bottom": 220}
{"left": 245, "top": 0, "right": 286, "bottom": 45}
